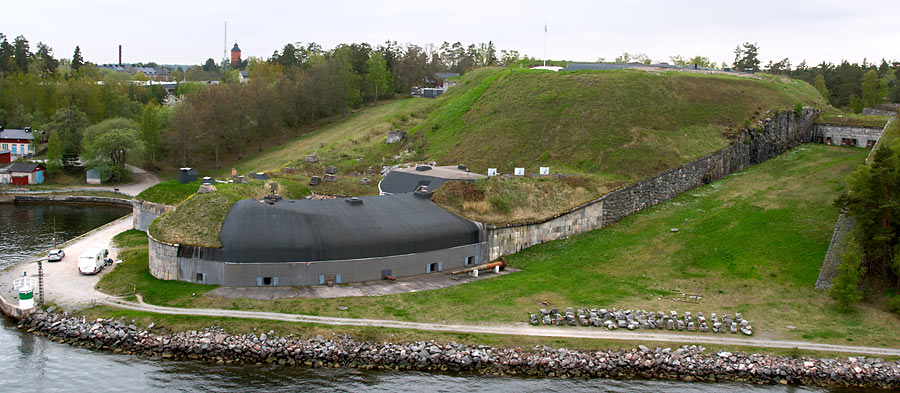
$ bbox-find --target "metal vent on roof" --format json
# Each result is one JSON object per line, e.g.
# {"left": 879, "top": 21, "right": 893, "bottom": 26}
{"left": 457, "top": 164, "right": 467, "bottom": 171}
{"left": 415, "top": 165, "right": 432, "bottom": 172}
{"left": 345, "top": 197, "right": 363, "bottom": 205}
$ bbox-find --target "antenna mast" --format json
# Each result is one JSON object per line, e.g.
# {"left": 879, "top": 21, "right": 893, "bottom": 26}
{"left": 223, "top": 21, "right": 227, "bottom": 69}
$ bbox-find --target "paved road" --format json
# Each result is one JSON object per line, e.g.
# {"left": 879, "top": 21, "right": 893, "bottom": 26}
{"left": 1, "top": 217, "right": 131, "bottom": 311}
{"left": 104, "top": 297, "right": 900, "bottom": 357}
{"left": 4, "top": 165, "right": 160, "bottom": 197}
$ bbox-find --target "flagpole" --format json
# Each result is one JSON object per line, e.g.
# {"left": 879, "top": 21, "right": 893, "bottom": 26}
{"left": 543, "top": 20, "right": 547, "bottom": 67}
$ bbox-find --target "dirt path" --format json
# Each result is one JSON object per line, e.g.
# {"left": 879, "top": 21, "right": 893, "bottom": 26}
{"left": 103, "top": 296, "right": 900, "bottom": 357}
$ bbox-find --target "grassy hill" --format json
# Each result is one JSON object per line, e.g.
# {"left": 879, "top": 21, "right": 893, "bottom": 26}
{"left": 414, "top": 68, "right": 825, "bottom": 181}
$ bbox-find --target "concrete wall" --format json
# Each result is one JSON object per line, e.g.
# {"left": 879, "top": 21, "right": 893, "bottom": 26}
{"left": 814, "top": 124, "right": 883, "bottom": 148}
{"left": 148, "top": 230, "right": 486, "bottom": 286}
{"left": 132, "top": 200, "right": 173, "bottom": 232}
{"left": 175, "top": 243, "right": 486, "bottom": 286}
{"left": 0, "top": 293, "right": 31, "bottom": 321}
{"left": 485, "top": 108, "right": 818, "bottom": 261}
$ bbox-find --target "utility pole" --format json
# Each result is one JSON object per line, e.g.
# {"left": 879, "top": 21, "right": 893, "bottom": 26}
{"left": 223, "top": 21, "right": 228, "bottom": 70}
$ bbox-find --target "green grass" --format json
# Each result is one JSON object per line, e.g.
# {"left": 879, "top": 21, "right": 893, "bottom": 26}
{"left": 77, "top": 305, "right": 894, "bottom": 359}
{"left": 135, "top": 180, "right": 201, "bottom": 205}
{"left": 413, "top": 68, "right": 826, "bottom": 182}
{"left": 818, "top": 113, "right": 891, "bottom": 128}
{"left": 99, "top": 230, "right": 217, "bottom": 304}
{"left": 149, "top": 181, "right": 270, "bottom": 247}
{"left": 98, "top": 144, "right": 900, "bottom": 347}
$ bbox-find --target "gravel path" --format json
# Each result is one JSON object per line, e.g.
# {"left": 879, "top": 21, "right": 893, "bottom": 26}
{"left": 104, "top": 296, "right": 900, "bottom": 357}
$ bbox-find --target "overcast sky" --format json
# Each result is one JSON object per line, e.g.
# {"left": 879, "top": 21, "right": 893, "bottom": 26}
{"left": 3, "top": 0, "right": 898, "bottom": 67}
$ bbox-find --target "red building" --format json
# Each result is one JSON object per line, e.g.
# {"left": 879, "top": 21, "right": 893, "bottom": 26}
{"left": 0, "top": 127, "right": 41, "bottom": 158}
{"left": 231, "top": 43, "right": 241, "bottom": 64}
{"left": 0, "top": 150, "right": 9, "bottom": 164}
{"left": 0, "top": 162, "right": 44, "bottom": 185}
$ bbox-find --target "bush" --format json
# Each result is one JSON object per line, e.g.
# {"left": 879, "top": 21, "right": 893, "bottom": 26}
{"left": 829, "top": 237, "right": 865, "bottom": 310}
{"left": 794, "top": 102, "right": 804, "bottom": 117}
{"left": 887, "top": 293, "right": 900, "bottom": 314}
{"left": 488, "top": 195, "right": 512, "bottom": 213}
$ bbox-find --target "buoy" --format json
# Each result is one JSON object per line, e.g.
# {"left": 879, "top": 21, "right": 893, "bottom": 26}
{"left": 17, "top": 272, "right": 34, "bottom": 310}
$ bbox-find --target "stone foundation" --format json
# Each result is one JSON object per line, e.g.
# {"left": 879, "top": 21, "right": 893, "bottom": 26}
{"left": 132, "top": 200, "right": 173, "bottom": 232}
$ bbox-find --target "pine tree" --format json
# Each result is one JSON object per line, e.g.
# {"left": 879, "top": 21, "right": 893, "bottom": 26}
{"left": 72, "top": 46, "right": 84, "bottom": 71}
{"left": 814, "top": 74, "right": 830, "bottom": 102}
{"left": 829, "top": 238, "right": 865, "bottom": 310}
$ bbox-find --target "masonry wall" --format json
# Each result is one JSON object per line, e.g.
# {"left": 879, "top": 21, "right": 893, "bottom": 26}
{"left": 814, "top": 124, "right": 883, "bottom": 148}
{"left": 132, "top": 200, "right": 173, "bottom": 232}
{"left": 485, "top": 108, "right": 818, "bottom": 261}
{"left": 148, "top": 232, "right": 178, "bottom": 281}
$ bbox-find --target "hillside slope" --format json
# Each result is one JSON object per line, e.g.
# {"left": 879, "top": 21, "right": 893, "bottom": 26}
{"left": 415, "top": 69, "right": 826, "bottom": 182}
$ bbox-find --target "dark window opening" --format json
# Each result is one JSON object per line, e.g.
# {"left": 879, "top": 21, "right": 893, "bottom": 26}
{"left": 465, "top": 256, "right": 475, "bottom": 266}
{"left": 826, "top": 137, "right": 832, "bottom": 145}
{"left": 263, "top": 277, "right": 273, "bottom": 286}
{"left": 867, "top": 140, "right": 876, "bottom": 148}
{"left": 195, "top": 272, "right": 205, "bottom": 282}
{"left": 429, "top": 263, "right": 438, "bottom": 273}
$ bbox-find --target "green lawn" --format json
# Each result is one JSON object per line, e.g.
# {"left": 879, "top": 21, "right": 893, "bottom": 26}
{"left": 97, "top": 143, "right": 900, "bottom": 347}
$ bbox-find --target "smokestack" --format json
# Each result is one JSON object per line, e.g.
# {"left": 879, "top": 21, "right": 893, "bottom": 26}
{"left": 118, "top": 45, "right": 122, "bottom": 66}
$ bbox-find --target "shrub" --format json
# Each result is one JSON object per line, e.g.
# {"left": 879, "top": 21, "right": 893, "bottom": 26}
{"left": 829, "top": 237, "right": 865, "bottom": 310}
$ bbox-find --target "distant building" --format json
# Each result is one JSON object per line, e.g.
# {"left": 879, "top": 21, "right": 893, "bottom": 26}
{"left": 231, "top": 43, "right": 242, "bottom": 64}
{"left": 239, "top": 70, "right": 249, "bottom": 83}
{"left": 98, "top": 64, "right": 171, "bottom": 80}
{"left": 0, "top": 127, "right": 41, "bottom": 159}
{"left": 0, "top": 162, "right": 44, "bottom": 185}
{"left": 86, "top": 167, "right": 103, "bottom": 185}
{"left": 0, "top": 150, "right": 9, "bottom": 165}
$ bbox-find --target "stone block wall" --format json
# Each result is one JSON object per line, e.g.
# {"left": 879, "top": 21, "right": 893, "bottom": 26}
{"left": 815, "top": 213, "right": 855, "bottom": 290}
{"left": 814, "top": 124, "right": 883, "bottom": 148}
{"left": 132, "top": 200, "right": 173, "bottom": 232}
{"left": 485, "top": 108, "right": 818, "bottom": 261}
{"left": 148, "top": 232, "right": 178, "bottom": 280}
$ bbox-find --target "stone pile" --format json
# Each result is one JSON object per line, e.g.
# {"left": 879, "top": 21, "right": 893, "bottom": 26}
{"left": 15, "top": 311, "right": 900, "bottom": 388}
{"left": 530, "top": 308, "right": 753, "bottom": 336}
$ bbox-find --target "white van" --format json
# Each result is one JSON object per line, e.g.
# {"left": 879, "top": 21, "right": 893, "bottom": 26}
{"left": 78, "top": 247, "right": 109, "bottom": 275}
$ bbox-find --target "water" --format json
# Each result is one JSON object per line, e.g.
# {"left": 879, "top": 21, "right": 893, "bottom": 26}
{"left": 0, "top": 203, "right": 879, "bottom": 391}
{"left": 0, "top": 203, "right": 132, "bottom": 269}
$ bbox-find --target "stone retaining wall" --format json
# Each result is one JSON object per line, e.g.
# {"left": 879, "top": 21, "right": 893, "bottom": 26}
{"left": 132, "top": 200, "right": 173, "bottom": 232}
{"left": 815, "top": 213, "right": 855, "bottom": 290}
{"left": 8, "top": 195, "right": 133, "bottom": 207}
{"left": 814, "top": 124, "right": 883, "bottom": 148}
{"left": 148, "top": 232, "right": 178, "bottom": 281}
{"left": 486, "top": 108, "right": 818, "bottom": 260}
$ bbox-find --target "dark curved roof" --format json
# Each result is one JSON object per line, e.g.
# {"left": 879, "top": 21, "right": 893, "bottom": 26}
{"left": 211, "top": 193, "right": 481, "bottom": 263}
{"left": 379, "top": 171, "right": 449, "bottom": 194}
{"left": 231, "top": 43, "right": 241, "bottom": 52}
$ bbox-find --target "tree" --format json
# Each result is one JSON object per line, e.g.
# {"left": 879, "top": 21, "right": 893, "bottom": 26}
{"left": 814, "top": 73, "right": 830, "bottom": 101}
{"left": 732, "top": 42, "right": 760, "bottom": 72}
{"left": 83, "top": 127, "right": 145, "bottom": 182}
{"left": 140, "top": 102, "right": 168, "bottom": 167}
{"left": 201, "top": 58, "right": 219, "bottom": 73}
{"left": 861, "top": 69, "right": 882, "bottom": 108}
{"left": 616, "top": 52, "right": 650, "bottom": 64}
{"left": 71, "top": 46, "right": 84, "bottom": 71}
{"left": 45, "top": 108, "right": 89, "bottom": 167}
{"left": 45, "top": 131, "right": 63, "bottom": 174}
{"left": 33, "top": 42, "right": 58, "bottom": 75}
{"left": 13, "top": 35, "right": 29, "bottom": 73}
{"left": 365, "top": 51, "right": 391, "bottom": 105}
{"left": 829, "top": 237, "right": 865, "bottom": 310}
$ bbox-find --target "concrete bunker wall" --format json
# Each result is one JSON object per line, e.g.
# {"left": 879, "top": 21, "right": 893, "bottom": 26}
{"left": 175, "top": 243, "right": 487, "bottom": 286}
{"left": 485, "top": 108, "right": 818, "bottom": 261}
{"left": 148, "top": 232, "right": 487, "bottom": 286}
{"left": 132, "top": 200, "right": 173, "bottom": 232}
{"left": 814, "top": 124, "right": 884, "bottom": 148}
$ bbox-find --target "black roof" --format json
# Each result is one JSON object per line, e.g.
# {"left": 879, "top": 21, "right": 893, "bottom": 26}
{"left": 212, "top": 193, "right": 481, "bottom": 263}
{"left": 2, "top": 162, "right": 41, "bottom": 173}
{"left": 379, "top": 171, "right": 449, "bottom": 194}
{"left": 231, "top": 43, "right": 241, "bottom": 52}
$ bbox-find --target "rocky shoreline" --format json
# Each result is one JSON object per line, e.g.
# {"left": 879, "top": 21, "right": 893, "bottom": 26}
{"left": 16, "top": 311, "right": 900, "bottom": 388}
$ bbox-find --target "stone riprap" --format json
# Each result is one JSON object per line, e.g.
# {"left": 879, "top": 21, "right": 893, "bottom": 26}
{"left": 486, "top": 108, "right": 818, "bottom": 261}
{"left": 16, "top": 311, "right": 900, "bottom": 388}
{"left": 530, "top": 308, "right": 753, "bottom": 336}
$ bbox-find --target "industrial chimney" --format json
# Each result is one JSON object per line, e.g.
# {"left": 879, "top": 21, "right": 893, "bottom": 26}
{"left": 118, "top": 45, "right": 122, "bottom": 66}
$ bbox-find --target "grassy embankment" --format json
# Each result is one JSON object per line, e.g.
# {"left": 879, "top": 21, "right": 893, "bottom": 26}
{"left": 423, "top": 68, "right": 827, "bottom": 224}
{"left": 96, "top": 144, "right": 900, "bottom": 348}
{"left": 818, "top": 113, "right": 891, "bottom": 129}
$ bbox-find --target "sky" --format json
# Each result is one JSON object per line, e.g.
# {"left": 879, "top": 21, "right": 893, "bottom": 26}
{"left": 3, "top": 0, "right": 899, "bottom": 67}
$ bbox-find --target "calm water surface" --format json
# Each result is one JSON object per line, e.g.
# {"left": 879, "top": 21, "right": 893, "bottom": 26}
{"left": 0, "top": 203, "right": 881, "bottom": 392}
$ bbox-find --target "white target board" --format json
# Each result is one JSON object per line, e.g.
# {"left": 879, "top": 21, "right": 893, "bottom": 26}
{"left": 514, "top": 167, "right": 525, "bottom": 176}
{"left": 539, "top": 167, "right": 550, "bottom": 175}
{"left": 487, "top": 168, "right": 498, "bottom": 176}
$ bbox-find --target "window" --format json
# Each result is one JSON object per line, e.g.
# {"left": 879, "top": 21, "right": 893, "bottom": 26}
{"left": 1, "top": 144, "right": 6, "bottom": 150}
{"left": 195, "top": 272, "right": 205, "bottom": 283}
{"left": 262, "top": 277, "right": 273, "bottom": 286}
{"left": 465, "top": 256, "right": 476, "bottom": 266}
